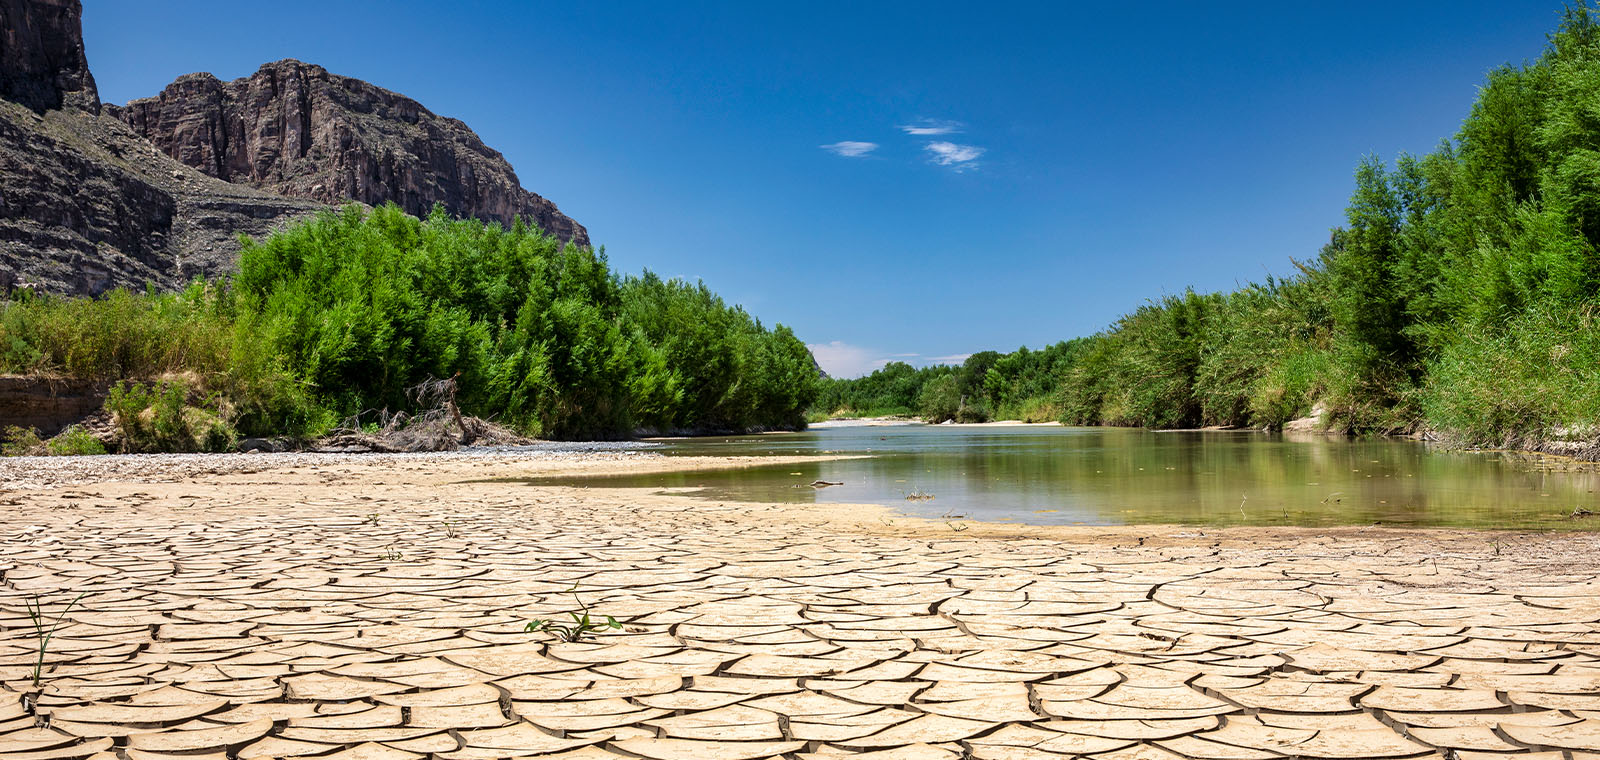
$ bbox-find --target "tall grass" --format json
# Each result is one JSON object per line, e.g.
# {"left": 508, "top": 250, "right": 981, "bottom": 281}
{"left": 0, "top": 285, "right": 327, "bottom": 438}
{"left": 2, "top": 284, "right": 229, "bottom": 379}
{"left": 1423, "top": 304, "right": 1600, "bottom": 447}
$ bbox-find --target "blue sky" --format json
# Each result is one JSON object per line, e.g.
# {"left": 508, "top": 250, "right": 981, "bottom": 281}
{"left": 85, "top": 1, "right": 1561, "bottom": 377}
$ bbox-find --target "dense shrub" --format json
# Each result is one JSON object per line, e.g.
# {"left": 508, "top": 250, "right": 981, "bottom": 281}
{"left": 105, "top": 380, "right": 235, "bottom": 453}
{"left": 1, "top": 205, "right": 818, "bottom": 446}
{"left": 1, "top": 426, "right": 42, "bottom": 456}
{"left": 1, "top": 425, "right": 108, "bottom": 456}
{"left": 1422, "top": 305, "right": 1600, "bottom": 446}
{"left": 46, "top": 426, "right": 106, "bottom": 456}
{"left": 812, "top": 361, "right": 942, "bottom": 417}
{"left": 621, "top": 273, "right": 817, "bottom": 432}
{"left": 817, "top": 354, "right": 1004, "bottom": 423}
{"left": 917, "top": 375, "right": 960, "bottom": 422}
{"left": 1193, "top": 275, "right": 1334, "bottom": 428}
{"left": 0, "top": 285, "right": 328, "bottom": 438}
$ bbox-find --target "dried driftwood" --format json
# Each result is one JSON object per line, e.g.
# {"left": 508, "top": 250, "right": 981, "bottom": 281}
{"left": 317, "top": 376, "right": 531, "bottom": 453}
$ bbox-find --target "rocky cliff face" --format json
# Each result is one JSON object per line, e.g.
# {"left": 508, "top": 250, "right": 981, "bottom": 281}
{"left": 0, "top": 98, "right": 323, "bottom": 294}
{"left": 0, "top": 0, "right": 321, "bottom": 295}
{"left": 109, "top": 60, "right": 588, "bottom": 246}
{"left": 0, "top": 0, "right": 587, "bottom": 296}
{"left": 0, "top": 375, "right": 106, "bottom": 437}
{"left": 0, "top": 0, "right": 97, "bottom": 112}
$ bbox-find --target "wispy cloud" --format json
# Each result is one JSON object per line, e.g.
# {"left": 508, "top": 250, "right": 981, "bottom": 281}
{"left": 820, "top": 141, "right": 878, "bottom": 158}
{"left": 900, "top": 118, "right": 964, "bottom": 136}
{"left": 807, "top": 341, "right": 892, "bottom": 379}
{"left": 928, "top": 353, "right": 974, "bottom": 365}
{"left": 924, "top": 141, "right": 985, "bottom": 169}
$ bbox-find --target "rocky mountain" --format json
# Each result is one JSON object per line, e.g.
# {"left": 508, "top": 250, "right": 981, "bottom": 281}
{"left": 0, "top": 0, "right": 97, "bottom": 113}
{"left": 108, "top": 60, "right": 588, "bottom": 247}
{"left": 0, "top": 0, "right": 586, "bottom": 296}
{"left": 0, "top": 0, "right": 321, "bottom": 294}
{"left": 0, "top": 97, "right": 322, "bottom": 294}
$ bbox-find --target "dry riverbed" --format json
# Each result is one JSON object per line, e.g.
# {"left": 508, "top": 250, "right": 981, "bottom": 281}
{"left": 1, "top": 450, "right": 1599, "bottom": 759}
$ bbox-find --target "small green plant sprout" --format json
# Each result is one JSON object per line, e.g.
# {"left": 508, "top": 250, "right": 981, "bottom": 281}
{"left": 525, "top": 584, "right": 622, "bottom": 642}
{"left": 946, "top": 521, "right": 970, "bottom": 532}
{"left": 383, "top": 545, "right": 402, "bottom": 561}
{"left": 365, "top": 513, "right": 381, "bottom": 526}
{"left": 440, "top": 520, "right": 458, "bottom": 538}
{"left": 25, "top": 591, "right": 86, "bottom": 687}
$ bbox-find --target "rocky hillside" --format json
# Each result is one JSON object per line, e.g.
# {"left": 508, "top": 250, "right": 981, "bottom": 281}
{"left": 0, "top": 98, "right": 322, "bottom": 294}
{"left": 108, "top": 60, "right": 588, "bottom": 246}
{"left": 0, "top": 0, "right": 321, "bottom": 294}
{"left": 0, "top": 0, "right": 98, "bottom": 113}
{"left": 0, "top": 0, "right": 586, "bottom": 296}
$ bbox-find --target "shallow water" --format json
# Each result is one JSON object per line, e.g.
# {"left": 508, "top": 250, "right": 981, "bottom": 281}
{"left": 533, "top": 424, "right": 1600, "bottom": 528}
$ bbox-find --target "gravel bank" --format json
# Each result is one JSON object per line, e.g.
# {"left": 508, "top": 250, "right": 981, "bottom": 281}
{"left": 0, "top": 443, "right": 665, "bottom": 489}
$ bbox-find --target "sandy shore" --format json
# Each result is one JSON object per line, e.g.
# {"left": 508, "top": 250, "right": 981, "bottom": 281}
{"left": 1, "top": 450, "right": 1599, "bottom": 758}
{"left": 809, "top": 419, "right": 1064, "bottom": 429}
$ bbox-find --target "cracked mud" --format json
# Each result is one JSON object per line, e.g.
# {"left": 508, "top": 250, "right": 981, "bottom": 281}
{"left": 1, "top": 451, "right": 1599, "bottom": 759}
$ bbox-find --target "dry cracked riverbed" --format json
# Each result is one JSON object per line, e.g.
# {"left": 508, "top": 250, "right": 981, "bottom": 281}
{"left": 2, "top": 451, "right": 1600, "bottom": 760}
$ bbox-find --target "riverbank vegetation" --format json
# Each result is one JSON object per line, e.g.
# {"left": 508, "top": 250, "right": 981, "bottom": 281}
{"left": 817, "top": 5, "right": 1600, "bottom": 451}
{"left": 1, "top": 205, "right": 817, "bottom": 450}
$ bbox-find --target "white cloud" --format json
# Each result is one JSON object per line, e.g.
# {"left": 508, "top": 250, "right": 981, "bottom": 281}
{"left": 900, "top": 119, "right": 964, "bottom": 136}
{"left": 924, "top": 141, "right": 985, "bottom": 168}
{"left": 807, "top": 343, "right": 979, "bottom": 378}
{"left": 820, "top": 141, "right": 878, "bottom": 158}
{"left": 807, "top": 341, "right": 894, "bottom": 379}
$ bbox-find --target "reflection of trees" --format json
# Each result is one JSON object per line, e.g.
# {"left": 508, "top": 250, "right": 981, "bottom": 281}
{"left": 539, "top": 427, "right": 1600, "bottom": 528}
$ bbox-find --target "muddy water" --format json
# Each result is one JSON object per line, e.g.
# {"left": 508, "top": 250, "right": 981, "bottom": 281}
{"left": 531, "top": 424, "right": 1600, "bottom": 528}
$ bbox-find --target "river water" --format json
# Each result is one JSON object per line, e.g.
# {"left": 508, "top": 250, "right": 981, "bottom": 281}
{"left": 534, "top": 423, "right": 1600, "bottom": 529}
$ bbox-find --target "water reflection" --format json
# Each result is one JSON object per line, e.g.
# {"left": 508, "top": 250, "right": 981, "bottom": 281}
{"left": 530, "top": 425, "right": 1600, "bottom": 528}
